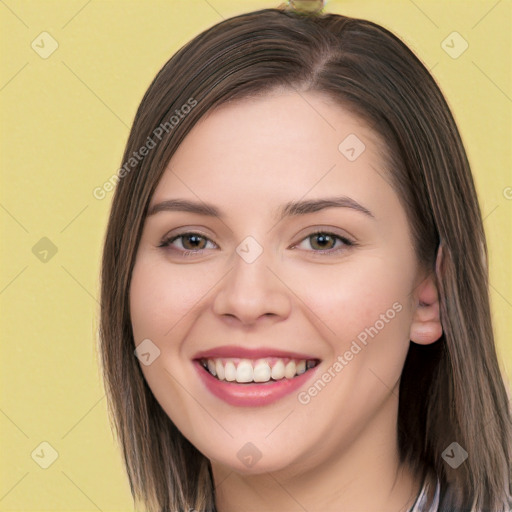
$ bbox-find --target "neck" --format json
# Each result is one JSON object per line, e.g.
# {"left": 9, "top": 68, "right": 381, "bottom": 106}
{"left": 211, "top": 392, "right": 422, "bottom": 512}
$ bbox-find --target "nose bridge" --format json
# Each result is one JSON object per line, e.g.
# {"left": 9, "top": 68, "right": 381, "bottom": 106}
{"left": 212, "top": 234, "right": 291, "bottom": 324}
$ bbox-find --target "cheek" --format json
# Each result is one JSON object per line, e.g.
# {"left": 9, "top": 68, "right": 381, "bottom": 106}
{"left": 129, "top": 256, "right": 213, "bottom": 429}
{"left": 129, "top": 256, "right": 215, "bottom": 342}
{"left": 291, "top": 260, "right": 414, "bottom": 419}
{"left": 298, "top": 255, "right": 413, "bottom": 333}
{"left": 292, "top": 253, "right": 415, "bottom": 390}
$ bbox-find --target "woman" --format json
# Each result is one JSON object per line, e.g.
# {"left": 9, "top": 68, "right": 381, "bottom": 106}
{"left": 98, "top": 2, "right": 512, "bottom": 511}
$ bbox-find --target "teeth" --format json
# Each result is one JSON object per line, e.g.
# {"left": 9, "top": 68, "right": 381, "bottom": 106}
{"left": 236, "top": 360, "right": 253, "bottom": 383}
{"left": 201, "top": 357, "right": 318, "bottom": 383}
{"left": 207, "top": 359, "right": 217, "bottom": 376}
{"left": 271, "top": 360, "right": 285, "bottom": 380}
{"left": 284, "top": 361, "right": 296, "bottom": 379}
{"left": 224, "top": 361, "right": 236, "bottom": 381}
{"left": 215, "top": 359, "right": 225, "bottom": 380}
{"left": 253, "top": 360, "right": 271, "bottom": 382}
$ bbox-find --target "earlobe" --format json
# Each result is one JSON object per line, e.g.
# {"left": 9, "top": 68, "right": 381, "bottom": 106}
{"left": 409, "top": 245, "right": 444, "bottom": 345}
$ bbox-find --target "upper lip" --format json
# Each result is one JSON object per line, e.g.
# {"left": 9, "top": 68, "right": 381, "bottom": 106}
{"left": 192, "top": 346, "right": 320, "bottom": 361}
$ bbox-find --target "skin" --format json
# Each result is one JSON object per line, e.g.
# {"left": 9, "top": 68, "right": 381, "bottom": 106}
{"left": 129, "top": 89, "right": 443, "bottom": 511}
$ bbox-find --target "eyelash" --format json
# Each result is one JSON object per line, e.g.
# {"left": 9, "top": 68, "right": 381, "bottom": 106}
{"left": 158, "top": 230, "right": 355, "bottom": 257}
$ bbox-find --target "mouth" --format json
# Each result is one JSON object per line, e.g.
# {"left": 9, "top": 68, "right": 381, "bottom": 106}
{"left": 197, "top": 357, "right": 320, "bottom": 384}
{"left": 192, "top": 347, "right": 322, "bottom": 407}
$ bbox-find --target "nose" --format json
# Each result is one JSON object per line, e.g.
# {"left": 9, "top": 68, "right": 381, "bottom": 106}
{"left": 212, "top": 243, "right": 292, "bottom": 327}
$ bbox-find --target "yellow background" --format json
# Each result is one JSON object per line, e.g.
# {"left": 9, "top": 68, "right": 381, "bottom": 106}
{"left": 1, "top": 0, "right": 510, "bottom": 510}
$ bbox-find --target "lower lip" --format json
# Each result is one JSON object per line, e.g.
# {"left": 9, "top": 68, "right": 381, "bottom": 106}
{"left": 193, "top": 360, "right": 320, "bottom": 407}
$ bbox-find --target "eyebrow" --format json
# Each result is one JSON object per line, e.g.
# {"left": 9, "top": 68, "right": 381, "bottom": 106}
{"left": 147, "top": 196, "right": 375, "bottom": 221}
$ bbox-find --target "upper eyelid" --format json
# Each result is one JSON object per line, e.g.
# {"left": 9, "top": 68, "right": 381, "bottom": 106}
{"left": 160, "top": 223, "right": 355, "bottom": 242}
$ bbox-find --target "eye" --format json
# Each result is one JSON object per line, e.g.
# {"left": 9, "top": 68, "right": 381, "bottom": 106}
{"left": 293, "top": 231, "right": 354, "bottom": 254}
{"left": 159, "top": 232, "right": 216, "bottom": 255}
{"left": 158, "top": 229, "right": 355, "bottom": 257}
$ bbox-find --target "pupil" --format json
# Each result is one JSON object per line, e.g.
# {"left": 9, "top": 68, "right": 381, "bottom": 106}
{"left": 185, "top": 235, "right": 204, "bottom": 250}
{"left": 314, "top": 234, "right": 332, "bottom": 249}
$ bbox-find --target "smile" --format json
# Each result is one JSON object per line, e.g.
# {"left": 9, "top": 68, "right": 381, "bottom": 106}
{"left": 199, "top": 357, "right": 319, "bottom": 384}
{"left": 192, "top": 347, "right": 322, "bottom": 407}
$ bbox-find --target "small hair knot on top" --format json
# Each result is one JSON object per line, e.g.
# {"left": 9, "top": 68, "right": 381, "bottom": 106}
{"left": 278, "top": 0, "right": 325, "bottom": 15}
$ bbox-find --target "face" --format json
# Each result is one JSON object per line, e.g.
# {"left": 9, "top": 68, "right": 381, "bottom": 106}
{"left": 129, "top": 90, "right": 427, "bottom": 476}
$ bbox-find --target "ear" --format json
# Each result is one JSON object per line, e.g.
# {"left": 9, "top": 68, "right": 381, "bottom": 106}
{"left": 409, "top": 245, "right": 443, "bottom": 345}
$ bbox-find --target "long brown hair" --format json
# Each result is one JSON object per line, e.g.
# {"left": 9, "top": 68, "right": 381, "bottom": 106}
{"left": 98, "top": 6, "right": 512, "bottom": 511}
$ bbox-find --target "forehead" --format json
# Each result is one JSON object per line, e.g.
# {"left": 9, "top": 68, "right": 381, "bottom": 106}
{"left": 170, "top": 90, "right": 382, "bottom": 167}
{"left": 150, "top": 90, "right": 394, "bottom": 218}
